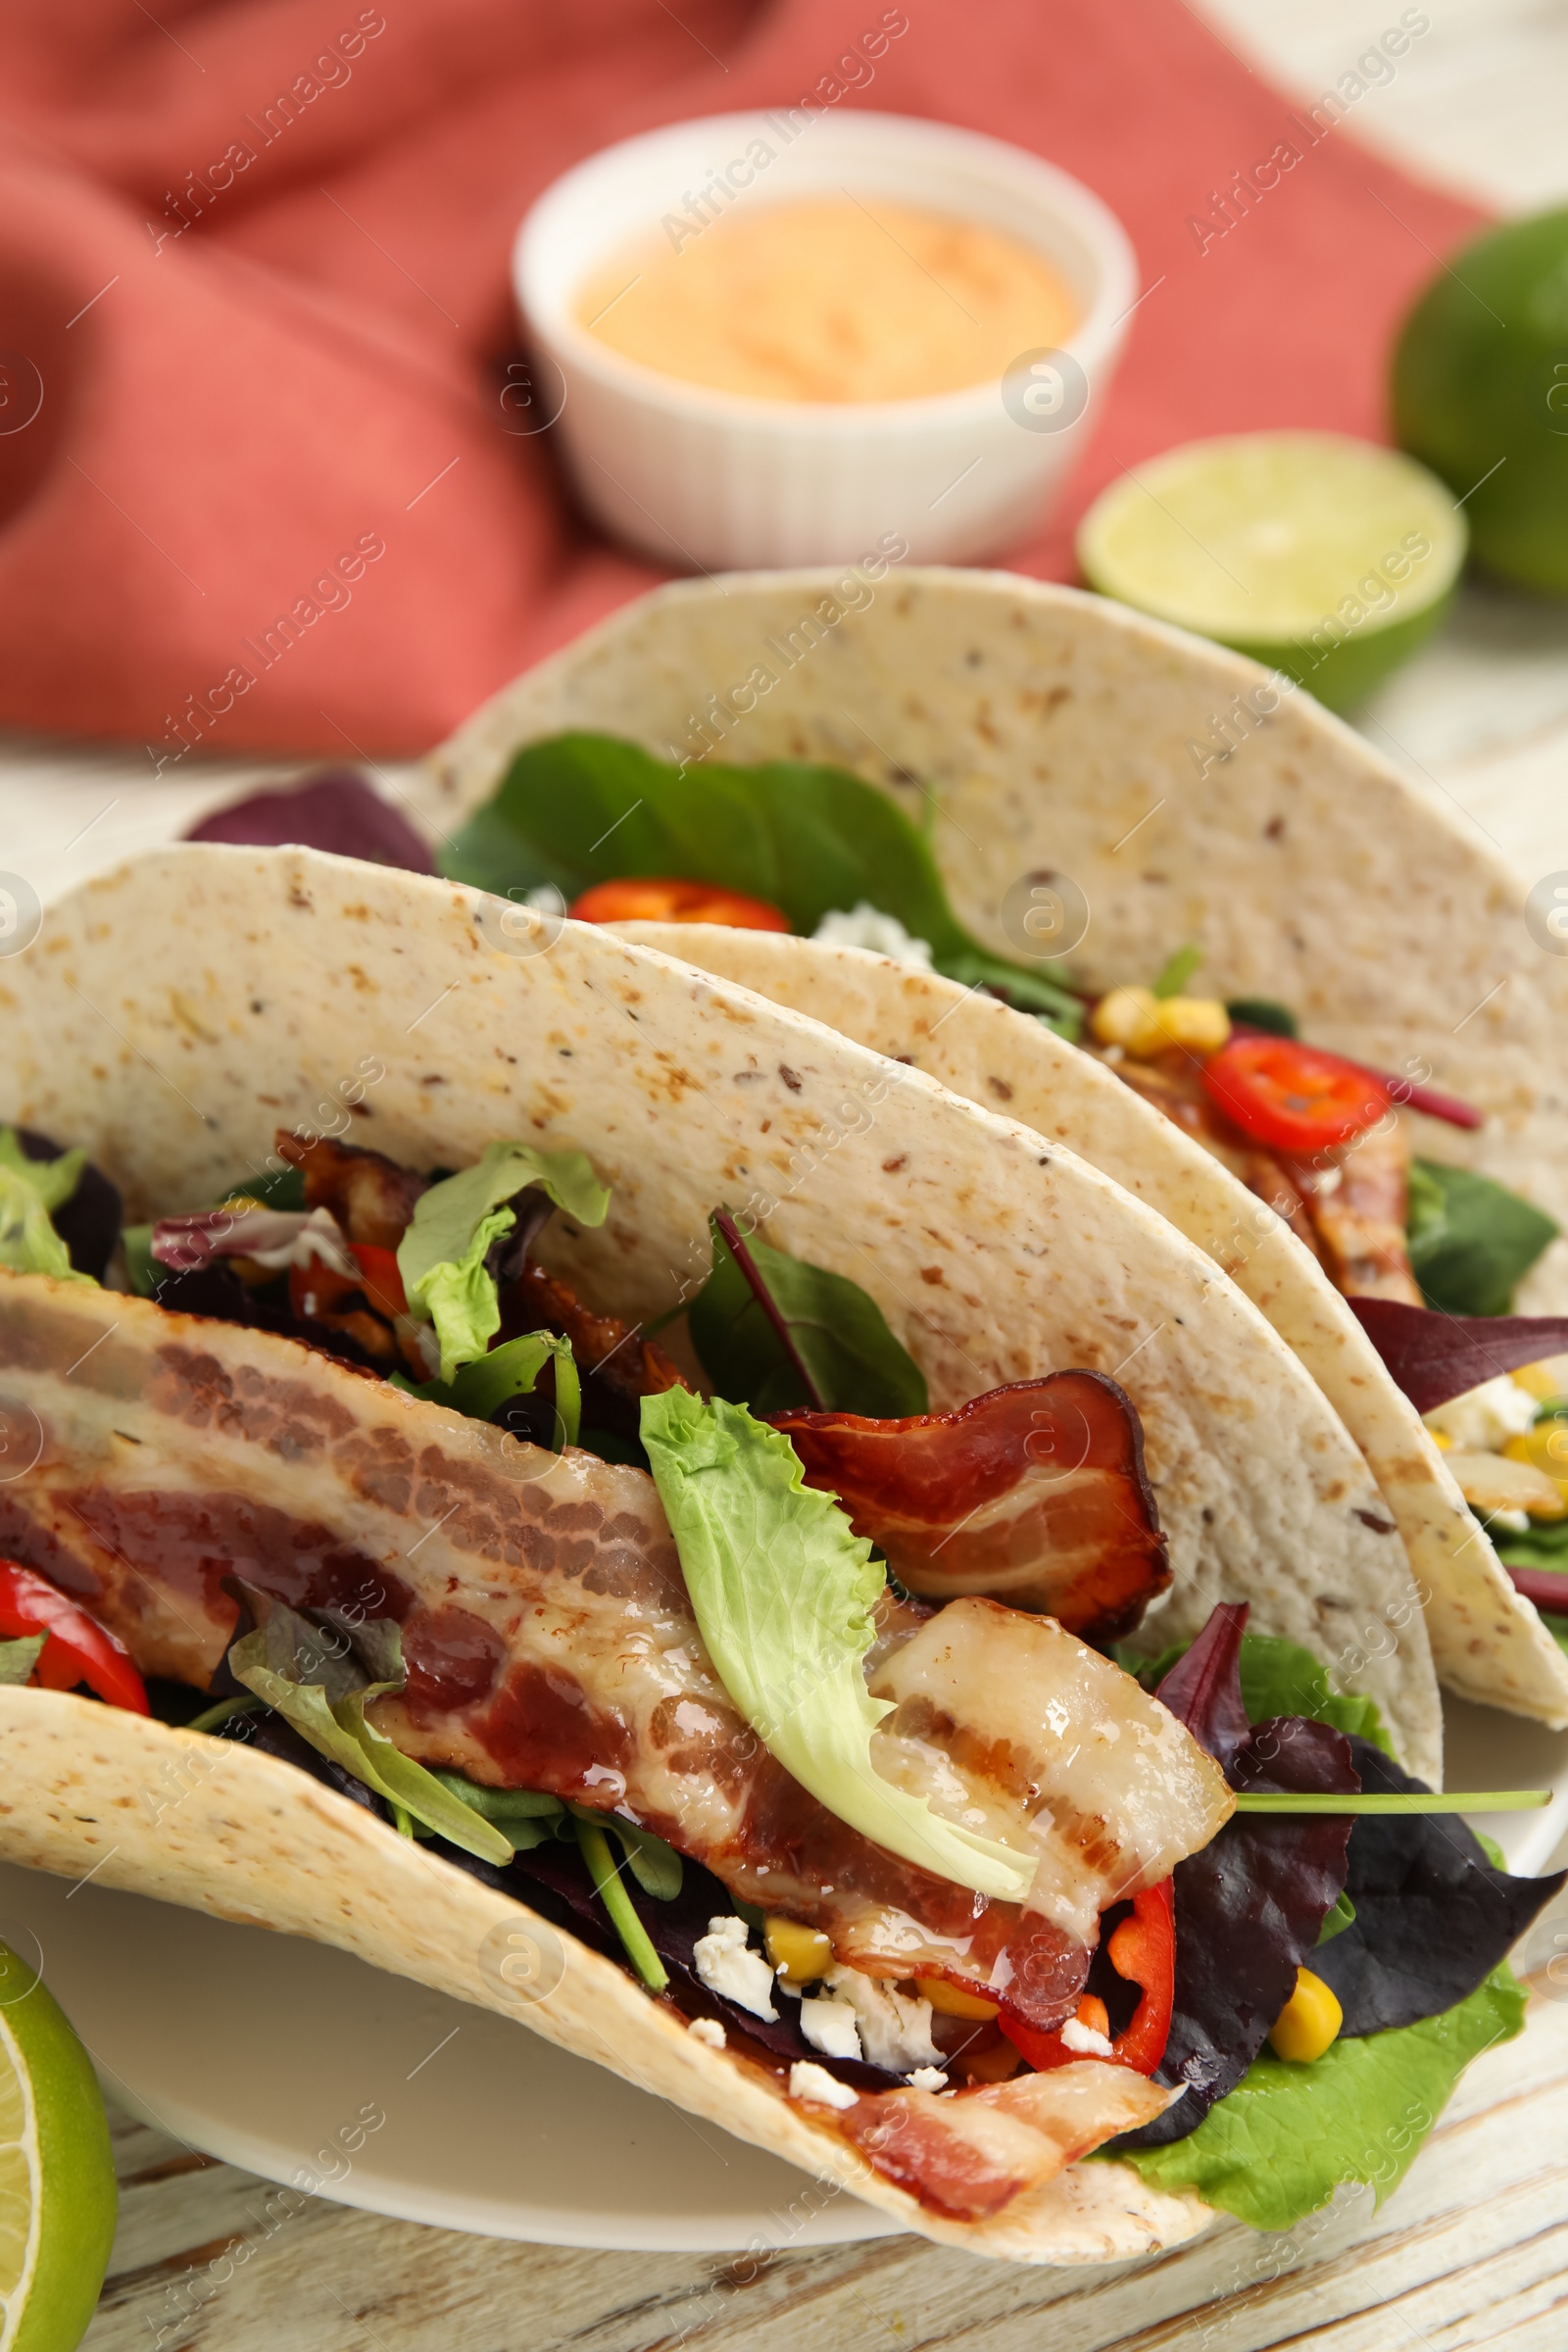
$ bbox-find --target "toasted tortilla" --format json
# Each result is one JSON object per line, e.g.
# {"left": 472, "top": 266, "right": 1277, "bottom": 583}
{"left": 0, "top": 843, "right": 1448, "bottom": 2256}
{"left": 423, "top": 567, "right": 1568, "bottom": 1730}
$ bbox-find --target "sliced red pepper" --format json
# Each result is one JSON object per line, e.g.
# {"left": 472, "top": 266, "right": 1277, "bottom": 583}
{"left": 289, "top": 1245, "right": 408, "bottom": 1326}
{"left": 350, "top": 1242, "right": 408, "bottom": 1319}
{"left": 0, "top": 1558, "right": 149, "bottom": 1713}
{"left": 1202, "top": 1033, "right": 1389, "bottom": 1154}
{"left": 568, "top": 878, "right": 792, "bottom": 932}
{"left": 998, "top": 1881, "right": 1175, "bottom": 2076}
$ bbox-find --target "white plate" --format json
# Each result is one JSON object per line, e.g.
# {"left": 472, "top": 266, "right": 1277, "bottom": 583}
{"left": 4, "top": 1698, "right": 1565, "bottom": 2249}
{"left": 0, "top": 1860, "right": 897, "bottom": 2252}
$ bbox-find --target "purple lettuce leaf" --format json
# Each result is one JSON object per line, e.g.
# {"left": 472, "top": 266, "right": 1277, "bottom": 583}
{"left": 186, "top": 770, "right": 433, "bottom": 873}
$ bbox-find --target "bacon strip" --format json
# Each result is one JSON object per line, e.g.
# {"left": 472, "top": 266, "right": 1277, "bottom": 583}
{"left": 772, "top": 1373, "right": 1169, "bottom": 1638}
{"left": 808, "top": 2064, "right": 1175, "bottom": 2221}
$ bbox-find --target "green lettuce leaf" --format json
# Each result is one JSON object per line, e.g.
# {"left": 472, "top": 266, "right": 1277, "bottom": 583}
{"left": 1406, "top": 1158, "right": 1558, "bottom": 1317}
{"left": 0, "top": 1130, "right": 92, "bottom": 1284}
{"left": 687, "top": 1212, "right": 927, "bottom": 1417}
{"left": 397, "top": 1143, "right": 611, "bottom": 1382}
{"left": 394, "top": 1328, "right": 583, "bottom": 1447}
{"left": 640, "top": 1387, "right": 1034, "bottom": 1902}
{"left": 1117, "top": 1963, "right": 1526, "bottom": 2230}
{"left": 225, "top": 1594, "right": 513, "bottom": 1866}
{"left": 440, "top": 733, "right": 1083, "bottom": 1032}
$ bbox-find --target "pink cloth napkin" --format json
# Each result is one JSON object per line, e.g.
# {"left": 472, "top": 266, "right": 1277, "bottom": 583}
{"left": 0, "top": 0, "right": 1483, "bottom": 760}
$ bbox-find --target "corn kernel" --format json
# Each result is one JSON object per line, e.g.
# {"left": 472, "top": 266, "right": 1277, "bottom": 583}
{"left": 1514, "top": 1354, "right": 1568, "bottom": 1401}
{"left": 1505, "top": 1422, "right": 1568, "bottom": 1482}
{"left": 763, "top": 1915, "right": 834, "bottom": 1984}
{"left": 1090, "top": 986, "right": 1164, "bottom": 1056}
{"left": 1267, "top": 1967, "right": 1343, "bottom": 2064}
{"left": 1152, "top": 997, "right": 1232, "bottom": 1054}
{"left": 914, "top": 1975, "right": 1000, "bottom": 2019}
{"left": 1429, "top": 1429, "right": 1451, "bottom": 1450}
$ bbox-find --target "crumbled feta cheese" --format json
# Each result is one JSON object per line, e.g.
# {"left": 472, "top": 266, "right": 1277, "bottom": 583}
{"left": 906, "top": 2065, "right": 949, "bottom": 2091}
{"left": 1487, "top": 1507, "right": 1531, "bottom": 1533}
{"left": 1059, "top": 2014, "right": 1116, "bottom": 2058}
{"left": 823, "top": 1966, "right": 941, "bottom": 2071}
{"left": 523, "top": 884, "right": 566, "bottom": 916}
{"left": 799, "top": 1994, "right": 862, "bottom": 2062}
{"left": 693, "top": 1916, "right": 778, "bottom": 2022}
{"left": 686, "top": 2016, "right": 726, "bottom": 2050}
{"left": 788, "top": 2060, "right": 858, "bottom": 2111}
{"left": 1426, "top": 1375, "right": 1539, "bottom": 1453}
{"left": 812, "top": 904, "right": 934, "bottom": 969}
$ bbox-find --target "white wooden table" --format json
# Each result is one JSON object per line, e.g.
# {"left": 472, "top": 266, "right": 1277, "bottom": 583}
{"left": 50, "top": 3, "right": 1568, "bottom": 2341}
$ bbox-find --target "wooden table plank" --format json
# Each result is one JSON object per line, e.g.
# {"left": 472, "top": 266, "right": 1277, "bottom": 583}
{"left": 81, "top": 1980, "right": 1568, "bottom": 2352}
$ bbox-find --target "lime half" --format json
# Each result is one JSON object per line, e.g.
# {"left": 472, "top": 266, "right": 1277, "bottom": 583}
{"left": 1077, "top": 432, "right": 1466, "bottom": 710}
{"left": 0, "top": 1943, "right": 116, "bottom": 2352}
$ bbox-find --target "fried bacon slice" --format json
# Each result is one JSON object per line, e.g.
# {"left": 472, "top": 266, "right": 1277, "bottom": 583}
{"left": 804, "top": 2064, "right": 1174, "bottom": 2222}
{"left": 1103, "top": 1049, "right": 1422, "bottom": 1303}
{"left": 772, "top": 1373, "right": 1169, "bottom": 1638}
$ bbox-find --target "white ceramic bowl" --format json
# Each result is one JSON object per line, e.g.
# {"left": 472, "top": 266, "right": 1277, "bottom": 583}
{"left": 514, "top": 111, "right": 1138, "bottom": 571}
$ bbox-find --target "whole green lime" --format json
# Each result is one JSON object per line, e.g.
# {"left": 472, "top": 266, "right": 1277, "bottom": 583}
{"left": 0, "top": 1940, "right": 117, "bottom": 2351}
{"left": 1393, "top": 208, "right": 1568, "bottom": 594}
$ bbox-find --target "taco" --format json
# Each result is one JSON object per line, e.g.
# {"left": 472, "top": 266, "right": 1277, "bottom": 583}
{"left": 422, "top": 566, "right": 1568, "bottom": 1728}
{"left": 0, "top": 843, "right": 1554, "bottom": 2261}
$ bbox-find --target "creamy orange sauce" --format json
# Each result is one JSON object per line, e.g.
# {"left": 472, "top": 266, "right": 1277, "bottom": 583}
{"left": 574, "top": 196, "right": 1080, "bottom": 405}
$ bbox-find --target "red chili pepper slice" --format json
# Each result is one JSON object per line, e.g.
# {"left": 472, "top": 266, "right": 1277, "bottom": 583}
{"left": 568, "top": 879, "right": 792, "bottom": 932}
{"left": 1202, "top": 1033, "right": 1390, "bottom": 1154}
{"left": 998, "top": 1881, "right": 1175, "bottom": 2076}
{"left": 0, "top": 1558, "right": 149, "bottom": 1714}
{"left": 350, "top": 1242, "right": 408, "bottom": 1319}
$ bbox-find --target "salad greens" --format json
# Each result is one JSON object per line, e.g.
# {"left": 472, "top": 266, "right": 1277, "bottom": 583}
{"left": 1118, "top": 1963, "right": 1526, "bottom": 2230}
{"left": 1119, "top": 1631, "right": 1396, "bottom": 1758}
{"left": 640, "top": 1388, "right": 1035, "bottom": 1903}
{"left": 395, "top": 1327, "right": 582, "bottom": 1447}
{"left": 0, "top": 1130, "right": 91, "bottom": 1284}
{"left": 440, "top": 733, "right": 1083, "bottom": 1031}
{"left": 688, "top": 1211, "right": 926, "bottom": 1418}
{"left": 0, "top": 1635, "right": 46, "bottom": 1686}
{"left": 1405, "top": 1158, "right": 1558, "bottom": 1317}
{"left": 397, "top": 1142, "right": 611, "bottom": 1381}
{"left": 225, "top": 1591, "right": 513, "bottom": 1866}
{"left": 574, "top": 1815, "right": 669, "bottom": 1991}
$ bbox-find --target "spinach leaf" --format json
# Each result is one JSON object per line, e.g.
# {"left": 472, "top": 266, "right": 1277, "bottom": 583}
{"left": 1225, "top": 997, "right": 1298, "bottom": 1037}
{"left": 1116, "top": 1963, "right": 1526, "bottom": 2230}
{"left": 687, "top": 1210, "right": 927, "bottom": 1417}
{"left": 1405, "top": 1158, "right": 1558, "bottom": 1317}
{"left": 441, "top": 733, "right": 1082, "bottom": 1031}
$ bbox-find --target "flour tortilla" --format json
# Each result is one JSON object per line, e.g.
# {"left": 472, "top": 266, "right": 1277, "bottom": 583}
{"left": 0, "top": 843, "right": 1448, "bottom": 2258}
{"left": 423, "top": 566, "right": 1568, "bottom": 1731}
